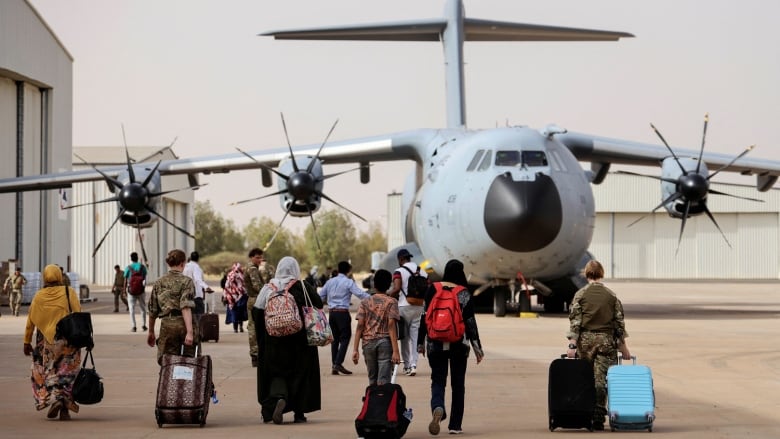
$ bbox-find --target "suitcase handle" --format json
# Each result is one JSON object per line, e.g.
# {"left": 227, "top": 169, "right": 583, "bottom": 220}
{"left": 617, "top": 355, "right": 637, "bottom": 365}
{"left": 180, "top": 345, "right": 199, "bottom": 357}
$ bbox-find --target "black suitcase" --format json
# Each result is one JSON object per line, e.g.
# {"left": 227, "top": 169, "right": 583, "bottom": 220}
{"left": 548, "top": 355, "right": 596, "bottom": 431}
{"left": 355, "top": 364, "right": 411, "bottom": 439}
{"left": 200, "top": 313, "right": 219, "bottom": 343}
{"left": 155, "top": 346, "right": 213, "bottom": 427}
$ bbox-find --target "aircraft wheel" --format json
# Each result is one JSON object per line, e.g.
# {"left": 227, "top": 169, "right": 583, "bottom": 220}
{"left": 493, "top": 288, "right": 507, "bottom": 317}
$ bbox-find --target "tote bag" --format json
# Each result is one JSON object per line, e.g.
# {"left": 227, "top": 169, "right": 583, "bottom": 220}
{"left": 55, "top": 287, "right": 94, "bottom": 350}
{"left": 302, "top": 282, "right": 333, "bottom": 346}
{"left": 72, "top": 350, "right": 104, "bottom": 405}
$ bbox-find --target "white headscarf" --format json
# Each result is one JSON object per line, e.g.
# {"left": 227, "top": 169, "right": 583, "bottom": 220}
{"left": 254, "top": 256, "right": 300, "bottom": 310}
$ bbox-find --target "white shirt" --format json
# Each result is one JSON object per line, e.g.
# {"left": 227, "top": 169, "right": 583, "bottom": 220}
{"left": 183, "top": 261, "right": 208, "bottom": 299}
{"left": 394, "top": 261, "right": 427, "bottom": 307}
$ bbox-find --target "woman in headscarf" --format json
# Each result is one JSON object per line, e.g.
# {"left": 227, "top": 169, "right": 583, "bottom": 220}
{"left": 252, "top": 256, "right": 323, "bottom": 424}
{"left": 223, "top": 263, "right": 248, "bottom": 333}
{"left": 417, "top": 259, "right": 485, "bottom": 436}
{"left": 22, "top": 264, "right": 83, "bottom": 421}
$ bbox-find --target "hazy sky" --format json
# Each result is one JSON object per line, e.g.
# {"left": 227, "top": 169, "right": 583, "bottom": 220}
{"left": 28, "top": 0, "right": 780, "bottom": 233}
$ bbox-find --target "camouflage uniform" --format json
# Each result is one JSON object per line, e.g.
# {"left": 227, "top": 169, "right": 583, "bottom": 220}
{"left": 244, "top": 261, "right": 274, "bottom": 365}
{"left": 567, "top": 282, "right": 628, "bottom": 423}
{"left": 148, "top": 269, "right": 199, "bottom": 365}
{"left": 7, "top": 272, "right": 27, "bottom": 316}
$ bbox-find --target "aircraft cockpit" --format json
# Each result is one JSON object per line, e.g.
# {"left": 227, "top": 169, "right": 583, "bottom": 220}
{"left": 468, "top": 150, "right": 549, "bottom": 171}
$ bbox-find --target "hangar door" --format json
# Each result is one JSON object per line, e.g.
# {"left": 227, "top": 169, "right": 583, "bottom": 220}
{"left": 590, "top": 212, "right": 779, "bottom": 279}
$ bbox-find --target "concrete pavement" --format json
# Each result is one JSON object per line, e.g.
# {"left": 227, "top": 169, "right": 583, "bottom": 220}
{"left": 0, "top": 281, "right": 778, "bottom": 438}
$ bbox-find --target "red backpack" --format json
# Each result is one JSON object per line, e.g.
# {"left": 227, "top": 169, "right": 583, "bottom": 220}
{"left": 425, "top": 283, "right": 466, "bottom": 343}
{"left": 128, "top": 266, "right": 145, "bottom": 296}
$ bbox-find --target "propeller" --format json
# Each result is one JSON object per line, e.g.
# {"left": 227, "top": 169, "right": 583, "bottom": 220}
{"left": 69, "top": 128, "right": 203, "bottom": 258}
{"left": 231, "top": 113, "right": 367, "bottom": 250}
{"left": 617, "top": 114, "right": 763, "bottom": 254}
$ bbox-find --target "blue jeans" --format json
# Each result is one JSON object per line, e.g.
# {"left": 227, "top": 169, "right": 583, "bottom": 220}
{"left": 363, "top": 337, "right": 393, "bottom": 385}
{"left": 428, "top": 346, "right": 468, "bottom": 431}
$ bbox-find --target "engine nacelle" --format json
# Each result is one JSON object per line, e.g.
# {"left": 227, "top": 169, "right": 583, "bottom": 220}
{"left": 277, "top": 155, "right": 324, "bottom": 216}
{"left": 660, "top": 157, "right": 709, "bottom": 218}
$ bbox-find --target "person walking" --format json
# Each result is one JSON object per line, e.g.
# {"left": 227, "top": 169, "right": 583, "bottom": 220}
{"left": 318, "top": 260, "right": 370, "bottom": 375}
{"left": 244, "top": 248, "right": 274, "bottom": 367}
{"left": 223, "top": 262, "right": 248, "bottom": 333}
{"left": 6, "top": 267, "right": 27, "bottom": 316}
{"left": 566, "top": 259, "right": 632, "bottom": 431}
{"left": 252, "top": 256, "right": 322, "bottom": 424}
{"left": 112, "top": 264, "right": 128, "bottom": 313}
{"left": 124, "top": 252, "right": 148, "bottom": 332}
{"left": 146, "top": 249, "right": 198, "bottom": 365}
{"left": 22, "top": 264, "right": 82, "bottom": 421}
{"left": 388, "top": 249, "right": 427, "bottom": 376}
{"left": 418, "top": 259, "right": 484, "bottom": 435}
{"left": 352, "top": 269, "right": 401, "bottom": 386}
{"left": 183, "top": 251, "right": 212, "bottom": 318}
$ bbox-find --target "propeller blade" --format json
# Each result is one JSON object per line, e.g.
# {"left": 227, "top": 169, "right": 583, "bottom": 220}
{"left": 702, "top": 204, "right": 732, "bottom": 249}
{"left": 614, "top": 170, "right": 680, "bottom": 185}
{"left": 235, "top": 147, "right": 289, "bottom": 181}
{"left": 122, "top": 124, "right": 136, "bottom": 182}
{"left": 695, "top": 113, "right": 709, "bottom": 174}
{"left": 675, "top": 200, "right": 693, "bottom": 256}
{"left": 134, "top": 216, "right": 149, "bottom": 266}
{"left": 141, "top": 160, "right": 162, "bottom": 188}
{"left": 263, "top": 206, "right": 293, "bottom": 252}
{"left": 280, "top": 112, "right": 300, "bottom": 173}
{"left": 136, "top": 136, "right": 178, "bottom": 163}
{"left": 63, "top": 196, "right": 120, "bottom": 210}
{"left": 306, "top": 118, "right": 339, "bottom": 174}
{"left": 321, "top": 165, "right": 368, "bottom": 181}
{"left": 707, "top": 145, "right": 755, "bottom": 181}
{"left": 229, "top": 189, "right": 288, "bottom": 206}
{"left": 707, "top": 188, "right": 764, "bottom": 203}
{"left": 93, "top": 209, "right": 126, "bottom": 257}
{"left": 317, "top": 191, "right": 366, "bottom": 222}
{"left": 74, "top": 153, "right": 124, "bottom": 191}
{"left": 148, "top": 183, "right": 208, "bottom": 198}
{"left": 650, "top": 123, "right": 687, "bottom": 175}
{"left": 305, "top": 204, "right": 322, "bottom": 251}
{"left": 628, "top": 192, "right": 682, "bottom": 227}
{"left": 145, "top": 205, "right": 195, "bottom": 238}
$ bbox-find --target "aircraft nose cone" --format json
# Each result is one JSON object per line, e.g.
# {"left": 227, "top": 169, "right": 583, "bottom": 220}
{"left": 119, "top": 183, "right": 148, "bottom": 212}
{"left": 484, "top": 173, "right": 562, "bottom": 252}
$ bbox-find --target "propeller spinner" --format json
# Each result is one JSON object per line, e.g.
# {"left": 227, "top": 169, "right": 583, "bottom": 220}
{"left": 618, "top": 114, "right": 763, "bottom": 254}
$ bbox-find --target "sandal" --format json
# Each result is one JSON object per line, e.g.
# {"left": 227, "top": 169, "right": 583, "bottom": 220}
{"left": 46, "top": 401, "right": 61, "bottom": 419}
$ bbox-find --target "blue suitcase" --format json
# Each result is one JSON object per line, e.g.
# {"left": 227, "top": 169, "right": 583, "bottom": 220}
{"left": 607, "top": 356, "right": 655, "bottom": 432}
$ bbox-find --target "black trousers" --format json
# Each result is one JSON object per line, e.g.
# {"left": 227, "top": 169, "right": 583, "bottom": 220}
{"left": 328, "top": 311, "right": 352, "bottom": 367}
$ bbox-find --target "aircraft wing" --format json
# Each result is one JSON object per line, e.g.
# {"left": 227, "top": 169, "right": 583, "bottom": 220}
{"left": 557, "top": 131, "right": 780, "bottom": 191}
{"left": 0, "top": 129, "right": 439, "bottom": 193}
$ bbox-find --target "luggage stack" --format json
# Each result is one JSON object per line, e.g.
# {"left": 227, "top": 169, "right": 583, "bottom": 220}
{"left": 548, "top": 354, "right": 596, "bottom": 432}
{"left": 607, "top": 356, "right": 655, "bottom": 432}
{"left": 155, "top": 346, "right": 214, "bottom": 427}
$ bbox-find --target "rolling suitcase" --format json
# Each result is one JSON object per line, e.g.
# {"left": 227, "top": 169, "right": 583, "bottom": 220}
{"left": 200, "top": 312, "right": 220, "bottom": 342}
{"left": 548, "top": 354, "right": 595, "bottom": 431}
{"left": 355, "top": 364, "right": 411, "bottom": 439}
{"left": 155, "top": 346, "right": 214, "bottom": 427}
{"left": 607, "top": 356, "right": 655, "bottom": 432}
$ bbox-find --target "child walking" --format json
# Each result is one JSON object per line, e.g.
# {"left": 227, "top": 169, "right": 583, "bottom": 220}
{"left": 352, "top": 269, "right": 401, "bottom": 385}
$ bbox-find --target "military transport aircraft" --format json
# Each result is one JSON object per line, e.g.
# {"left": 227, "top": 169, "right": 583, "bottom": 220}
{"left": 2, "top": 0, "right": 780, "bottom": 314}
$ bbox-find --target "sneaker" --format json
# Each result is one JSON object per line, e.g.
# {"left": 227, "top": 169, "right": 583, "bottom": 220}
{"left": 403, "top": 367, "right": 411, "bottom": 375}
{"left": 272, "top": 398, "right": 285, "bottom": 424}
{"left": 449, "top": 430, "right": 463, "bottom": 435}
{"left": 131, "top": 327, "right": 137, "bottom": 332}
{"left": 142, "top": 326, "right": 148, "bottom": 331}
{"left": 409, "top": 366, "right": 417, "bottom": 376}
{"left": 429, "top": 407, "right": 444, "bottom": 435}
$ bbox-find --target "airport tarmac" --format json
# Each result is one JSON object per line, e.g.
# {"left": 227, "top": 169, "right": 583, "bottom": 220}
{"left": 0, "top": 281, "right": 778, "bottom": 439}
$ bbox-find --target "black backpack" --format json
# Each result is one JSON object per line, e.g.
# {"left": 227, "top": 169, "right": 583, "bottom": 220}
{"left": 401, "top": 266, "right": 427, "bottom": 305}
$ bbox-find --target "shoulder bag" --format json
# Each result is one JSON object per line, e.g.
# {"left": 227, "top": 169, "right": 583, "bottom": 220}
{"left": 72, "top": 349, "right": 104, "bottom": 405}
{"left": 301, "top": 282, "right": 333, "bottom": 346}
{"left": 55, "top": 287, "right": 95, "bottom": 350}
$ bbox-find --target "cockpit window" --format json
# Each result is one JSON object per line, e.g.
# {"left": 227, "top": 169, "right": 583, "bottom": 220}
{"left": 467, "top": 150, "right": 484, "bottom": 171}
{"left": 478, "top": 150, "right": 493, "bottom": 171}
{"left": 522, "top": 150, "right": 548, "bottom": 167}
{"left": 495, "top": 150, "right": 520, "bottom": 166}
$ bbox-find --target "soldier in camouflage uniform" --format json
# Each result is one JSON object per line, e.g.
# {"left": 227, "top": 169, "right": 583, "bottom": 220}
{"left": 244, "top": 248, "right": 274, "bottom": 367}
{"left": 146, "top": 249, "right": 199, "bottom": 365}
{"left": 566, "top": 260, "right": 631, "bottom": 430}
{"left": 5, "top": 267, "right": 27, "bottom": 316}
